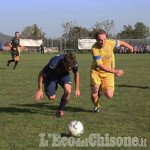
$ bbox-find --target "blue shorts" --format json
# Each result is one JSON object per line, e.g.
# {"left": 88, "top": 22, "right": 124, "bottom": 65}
{"left": 44, "top": 74, "right": 72, "bottom": 97}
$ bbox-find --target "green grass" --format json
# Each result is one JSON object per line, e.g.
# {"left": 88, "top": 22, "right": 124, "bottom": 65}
{"left": 0, "top": 53, "right": 150, "bottom": 150}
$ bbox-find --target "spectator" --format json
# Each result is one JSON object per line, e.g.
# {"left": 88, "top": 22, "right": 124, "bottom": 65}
{"left": 146, "top": 44, "right": 150, "bottom": 53}
{"left": 120, "top": 46, "right": 125, "bottom": 54}
{"left": 133, "top": 44, "right": 138, "bottom": 54}
{"left": 40, "top": 42, "right": 44, "bottom": 54}
{"left": 138, "top": 44, "right": 143, "bottom": 54}
{"left": 124, "top": 47, "right": 128, "bottom": 54}
{"left": 0, "top": 42, "right": 4, "bottom": 54}
{"left": 143, "top": 44, "right": 147, "bottom": 54}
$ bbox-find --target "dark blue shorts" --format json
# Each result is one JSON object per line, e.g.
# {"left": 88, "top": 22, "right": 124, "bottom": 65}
{"left": 44, "top": 74, "right": 72, "bottom": 97}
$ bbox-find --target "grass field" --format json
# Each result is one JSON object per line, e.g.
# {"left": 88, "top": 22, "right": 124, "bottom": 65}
{"left": 0, "top": 53, "right": 150, "bottom": 150}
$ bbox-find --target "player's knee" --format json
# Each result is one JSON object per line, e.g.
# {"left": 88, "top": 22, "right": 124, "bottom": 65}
{"left": 64, "top": 88, "right": 71, "bottom": 96}
{"left": 91, "top": 93, "right": 98, "bottom": 100}
{"left": 104, "top": 89, "right": 114, "bottom": 99}
{"left": 49, "top": 95, "right": 56, "bottom": 100}
{"left": 17, "top": 57, "right": 19, "bottom": 61}
{"left": 106, "top": 92, "right": 113, "bottom": 99}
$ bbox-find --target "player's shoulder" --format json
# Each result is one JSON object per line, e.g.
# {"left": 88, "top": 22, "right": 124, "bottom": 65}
{"left": 92, "top": 42, "right": 99, "bottom": 50}
{"left": 106, "top": 39, "right": 120, "bottom": 47}
{"left": 10, "top": 37, "right": 15, "bottom": 42}
{"left": 92, "top": 42, "right": 97, "bottom": 48}
{"left": 52, "top": 54, "right": 65, "bottom": 60}
{"left": 50, "top": 54, "right": 64, "bottom": 64}
{"left": 107, "top": 39, "right": 117, "bottom": 43}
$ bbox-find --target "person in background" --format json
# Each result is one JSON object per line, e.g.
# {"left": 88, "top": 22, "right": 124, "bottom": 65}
{"left": 7, "top": 32, "right": 21, "bottom": 70}
{"left": 0, "top": 42, "right": 4, "bottom": 54}
{"left": 40, "top": 42, "right": 44, "bottom": 54}
{"left": 146, "top": 44, "right": 150, "bottom": 53}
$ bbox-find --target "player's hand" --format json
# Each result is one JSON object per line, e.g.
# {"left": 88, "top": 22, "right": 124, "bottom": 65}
{"left": 115, "top": 70, "right": 124, "bottom": 77}
{"left": 75, "top": 89, "right": 80, "bottom": 98}
{"left": 129, "top": 46, "right": 133, "bottom": 53}
{"left": 13, "top": 48, "right": 16, "bottom": 50}
{"left": 35, "top": 90, "right": 43, "bottom": 101}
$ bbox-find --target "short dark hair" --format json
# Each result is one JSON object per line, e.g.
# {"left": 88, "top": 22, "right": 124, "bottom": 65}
{"left": 15, "top": 31, "right": 19, "bottom": 34}
{"left": 94, "top": 30, "right": 107, "bottom": 39}
{"left": 63, "top": 53, "right": 76, "bottom": 68}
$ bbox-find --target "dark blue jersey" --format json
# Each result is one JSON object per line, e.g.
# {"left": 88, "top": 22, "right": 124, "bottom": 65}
{"left": 42, "top": 55, "right": 78, "bottom": 78}
{"left": 10, "top": 37, "right": 20, "bottom": 50}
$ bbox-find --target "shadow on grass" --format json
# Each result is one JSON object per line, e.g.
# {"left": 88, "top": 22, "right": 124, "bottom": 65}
{"left": 14, "top": 102, "right": 91, "bottom": 113}
{"left": 116, "top": 84, "right": 149, "bottom": 89}
{"left": 0, "top": 107, "right": 37, "bottom": 114}
{"left": 0, "top": 68, "right": 5, "bottom": 69}
{"left": 0, "top": 102, "right": 90, "bottom": 115}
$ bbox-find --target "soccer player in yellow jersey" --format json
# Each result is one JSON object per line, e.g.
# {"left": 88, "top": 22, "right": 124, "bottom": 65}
{"left": 91, "top": 30, "right": 133, "bottom": 112}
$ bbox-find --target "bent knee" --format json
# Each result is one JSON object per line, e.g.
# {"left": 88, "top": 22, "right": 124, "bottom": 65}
{"left": 105, "top": 92, "right": 113, "bottom": 99}
{"left": 91, "top": 93, "right": 98, "bottom": 100}
{"left": 65, "top": 89, "right": 71, "bottom": 95}
{"left": 49, "top": 95, "right": 56, "bottom": 100}
{"left": 104, "top": 89, "right": 114, "bottom": 99}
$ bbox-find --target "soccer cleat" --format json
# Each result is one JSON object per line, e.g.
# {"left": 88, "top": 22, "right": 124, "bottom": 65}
{"left": 7, "top": 61, "right": 10, "bottom": 66}
{"left": 56, "top": 110, "right": 63, "bottom": 117}
{"left": 13, "top": 66, "right": 16, "bottom": 70}
{"left": 93, "top": 107, "right": 100, "bottom": 113}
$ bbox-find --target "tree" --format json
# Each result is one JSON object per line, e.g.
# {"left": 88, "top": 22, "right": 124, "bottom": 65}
{"left": 61, "top": 21, "right": 91, "bottom": 49}
{"left": 116, "top": 25, "right": 133, "bottom": 39}
{"left": 20, "top": 24, "right": 45, "bottom": 39}
{"left": 91, "top": 20, "right": 115, "bottom": 38}
{"left": 133, "top": 22, "right": 150, "bottom": 39}
{"left": 61, "top": 21, "right": 77, "bottom": 38}
{"left": 68, "top": 26, "right": 90, "bottom": 38}
{"left": 116, "top": 22, "right": 150, "bottom": 39}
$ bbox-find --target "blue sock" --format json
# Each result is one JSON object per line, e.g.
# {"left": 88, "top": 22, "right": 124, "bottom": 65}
{"left": 58, "top": 97, "right": 69, "bottom": 111}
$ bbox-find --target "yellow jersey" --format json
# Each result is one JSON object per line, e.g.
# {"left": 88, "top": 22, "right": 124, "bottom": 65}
{"left": 91, "top": 39, "right": 120, "bottom": 74}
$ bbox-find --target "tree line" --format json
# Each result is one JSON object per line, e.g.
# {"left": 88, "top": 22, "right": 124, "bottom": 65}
{"left": 20, "top": 20, "right": 150, "bottom": 40}
{"left": 13, "top": 21, "right": 150, "bottom": 49}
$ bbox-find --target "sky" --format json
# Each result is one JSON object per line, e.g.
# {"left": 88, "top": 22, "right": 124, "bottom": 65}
{"left": 0, "top": 0, "right": 150, "bottom": 38}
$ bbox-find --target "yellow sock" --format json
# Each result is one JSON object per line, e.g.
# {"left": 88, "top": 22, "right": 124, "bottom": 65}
{"left": 92, "top": 97, "right": 100, "bottom": 108}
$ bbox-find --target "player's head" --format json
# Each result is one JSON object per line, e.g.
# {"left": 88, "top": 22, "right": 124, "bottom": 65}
{"left": 63, "top": 53, "right": 76, "bottom": 71}
{"left": 94, "top": 30, "right": 107, "bottom": 48}
{"left": 15, "top": 32, "right": 19, "bottom": 38}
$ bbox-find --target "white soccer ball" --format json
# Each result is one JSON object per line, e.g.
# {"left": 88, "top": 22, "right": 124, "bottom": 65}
{"left": 67, "top": 120, "right": 84, "bottom": 137}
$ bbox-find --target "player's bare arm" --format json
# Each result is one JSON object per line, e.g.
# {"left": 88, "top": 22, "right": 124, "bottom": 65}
{"left": 98, "top": 64, "right": 124, "bottom": 77}
{"left": 35, "top": 70, "right": 44, "bottom": 101}
{"left": 120, "top": 41, "right": 133, "bottom": 53}
{"left": 8, "top": 42, "right": 17, "bottom": 50}
{"left": 74, "top": 72, "right": 80, "bottom": 98}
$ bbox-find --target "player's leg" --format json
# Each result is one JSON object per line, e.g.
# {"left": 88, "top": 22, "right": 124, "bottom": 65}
{"left": 56, "top": 74, "right": 71, "bottom": 117}
{"left": 102, "top": 73, "right": 114, "bottom": 99}
{"left": 13, "top": 56, "right": 20, "bottom": 70}
{"left": 103, "top": 89, "right": 114, "bottom": 99}
{"left": 7, "top": 51, "right": 15, "bottom": 66}
{"left": 91, "top": 85, "right": 101, "bottom": 112}
{"left": 13, "top": 50, "right": 20, "bottom": 69}
{"left": 44, "top": 79, "right": 57, "bottom": 100}
{"left": 90, "top": 70, "right": 102, "bottom": 112}
{"left": 57, "top": 83, "right": 71, "bottom": 117}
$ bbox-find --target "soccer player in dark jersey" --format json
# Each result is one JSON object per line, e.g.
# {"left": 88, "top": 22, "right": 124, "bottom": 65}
{"left": 35, "top": 53, "right": 80, "bottom": 117}
{"left": 7, "top": 31, "right": 21, "bottom": 70}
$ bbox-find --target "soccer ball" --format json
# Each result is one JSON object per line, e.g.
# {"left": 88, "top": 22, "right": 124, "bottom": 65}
{"left": 67, "top": 120, "right": 84, "bottom": 137}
